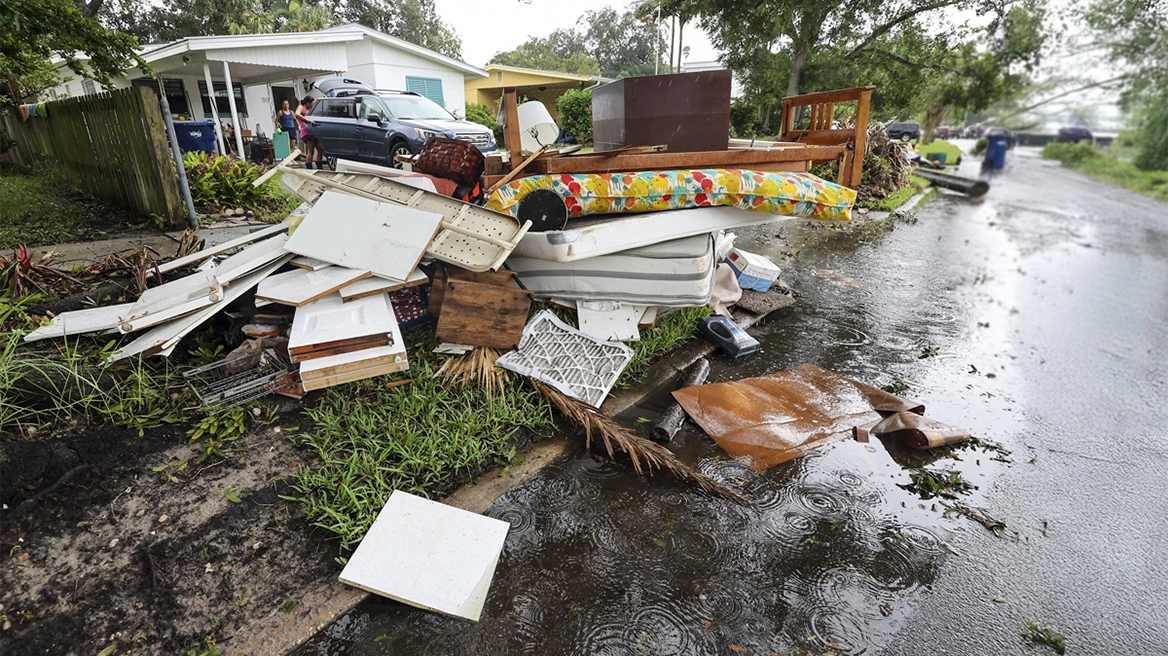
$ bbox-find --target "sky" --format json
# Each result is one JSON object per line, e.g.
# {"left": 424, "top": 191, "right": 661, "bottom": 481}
{"left": 431, "top": 0, "right": 720, "bottom": 67}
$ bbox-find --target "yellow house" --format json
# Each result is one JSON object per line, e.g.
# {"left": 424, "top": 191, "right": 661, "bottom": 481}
{"left": 465, "top": 64, "right": 609, "bottom": 121}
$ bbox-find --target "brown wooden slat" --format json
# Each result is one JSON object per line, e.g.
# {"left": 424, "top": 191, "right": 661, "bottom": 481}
{"left": 524, "top": 146, "right": 841, "bottom": 175}
{"left": 781, "top": 85, "right": 877, "bottom": 105}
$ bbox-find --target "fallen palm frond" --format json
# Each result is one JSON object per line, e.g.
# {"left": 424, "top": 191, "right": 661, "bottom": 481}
{"left": 434, "top": 347, "right": 510, "bottom": 398}
{"left": 535, "top": 381, "right": 749, "bottom": 504}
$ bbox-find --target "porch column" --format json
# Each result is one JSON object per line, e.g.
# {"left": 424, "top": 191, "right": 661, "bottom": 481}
{"left": 202, "top": 63, "right": 226, "bottom": 155}
{"left": 222, "top": 61, "right": 246, "bottom": 157}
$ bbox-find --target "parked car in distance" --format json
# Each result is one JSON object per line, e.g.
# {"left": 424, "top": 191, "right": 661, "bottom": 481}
{"left": 307, "top": 91, "right": 497, "bottom": 168}
{"left": 934, "top": 126, "right": 952, "bottom": 139}
{"left": 1057, "top": 126, "right": 1094, "bottom": 143}
{"left": 962, "top": 125, "right": 985, "bottom": 139}
{"left": 886, "top": 121, "right": 922, "bottom": 141}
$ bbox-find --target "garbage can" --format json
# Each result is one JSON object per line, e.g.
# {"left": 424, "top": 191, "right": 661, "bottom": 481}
{"left": 984, "top": 134, "right": 1009, "bottom": 169}
{"left": 172, "top": 120, "right": 217, "bottom": 155}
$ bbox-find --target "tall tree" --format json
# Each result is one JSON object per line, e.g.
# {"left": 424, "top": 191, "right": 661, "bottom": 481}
{"left": 1083, "top": 0, "right": 1168, "bottom": 170}
{"left": 490, "top": 7, "right": 663, "bottom": 78}
{"left": 337, "top": 0, "right": 462, "bottom": 59}
{"left": 1, "top": 0, "right": 146, "bottom": 105}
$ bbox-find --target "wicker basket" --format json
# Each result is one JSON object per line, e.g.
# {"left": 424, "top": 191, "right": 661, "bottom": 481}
{"left": 413, "top": 137, "right": 485, "bottom": 187}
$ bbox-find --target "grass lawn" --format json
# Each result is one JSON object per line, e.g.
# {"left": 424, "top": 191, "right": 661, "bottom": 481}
{"left": 0, "top": 165, "right": 147, "bottom": 249}
{"left": 1042, "top": 142, "right": 1168, "bottom": 202}
{"left": 918, "top": 139, "right": 964, "bottom": 168}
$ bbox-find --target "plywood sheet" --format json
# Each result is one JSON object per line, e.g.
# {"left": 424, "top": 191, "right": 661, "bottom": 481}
{"left": 256, "top": 266, "right": 371, "bottom": 307}
{"left": 339, "top": 268, "right": 427, "bottom": 303}
{"left": 434, "top": 280, "right": 532, "bottom": 350}
{"left": 288, "top": 292, "right": 395, "bottom": 351}
{"left": 338, "top": 490, "right": 510, "bottom": 621}
{"left": 284, "top": 191, "right": 441, "bottom": 281}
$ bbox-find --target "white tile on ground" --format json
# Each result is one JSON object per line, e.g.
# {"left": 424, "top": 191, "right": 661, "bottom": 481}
{"left": 338, "top": 491, "right": 510, "bottom": 622}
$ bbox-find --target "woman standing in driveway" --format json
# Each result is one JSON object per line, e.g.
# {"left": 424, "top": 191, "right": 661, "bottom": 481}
{"left": 276, "top": 99, "right": 298, "bottom": 149}
{"left": 295, "top": 96, "right": 322, "bottom": 169}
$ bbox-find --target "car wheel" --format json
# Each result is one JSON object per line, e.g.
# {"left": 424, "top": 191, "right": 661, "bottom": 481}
{"left": 901, "top": 134, "right": 912, "bottom": 142}
{"left": 389, "top": 140, "right": 414, "bottom": 170}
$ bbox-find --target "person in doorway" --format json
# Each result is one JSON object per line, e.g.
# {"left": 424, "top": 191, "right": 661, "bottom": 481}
{"left": 276, "top": 99, "right": 298, "bottom": 149}
{"left": 295, "top": 96, "right": 322, "bottom": 168}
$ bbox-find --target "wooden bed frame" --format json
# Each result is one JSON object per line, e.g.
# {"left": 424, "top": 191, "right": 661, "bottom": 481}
{"left": 485, "top": 84, "right": 876, "bottom": 189}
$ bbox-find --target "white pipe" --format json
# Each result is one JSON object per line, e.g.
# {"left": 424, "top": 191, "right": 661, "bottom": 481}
{"left": 202, "top": 63, "right": 226, "bottom": 155}
{"left": 222, "top": 60, "right": 245, "bottom": 158}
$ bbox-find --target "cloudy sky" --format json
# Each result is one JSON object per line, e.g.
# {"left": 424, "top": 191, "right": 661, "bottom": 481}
{"left": 431, "top": 0, "right": 720, "bottom": 67}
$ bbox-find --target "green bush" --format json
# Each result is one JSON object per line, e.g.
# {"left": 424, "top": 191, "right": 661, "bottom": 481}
{"left": 557, "top": 88, "right": 592, "bottom": 144}
{"left": 730, "top": 100, "right": 756, "bottom": 138}
{"left": 1133, "top": 100, "right": 1168, "bottom": 172}
{"left": 464, "top": 102, "right": 504, "bottom": 147}
{"left": 972, "top": 137, "right": 988, "bottom": 156}
{"left": 1041, "top": 141, "right": 1100, "bottom": 166}
{"left": 182, "top": 151, "right": 279, "bottom": 211}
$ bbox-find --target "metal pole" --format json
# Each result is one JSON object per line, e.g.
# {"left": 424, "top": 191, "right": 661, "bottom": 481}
{"left": 655, "top": 6, "right": 661, "bottom": 75}
{"left": 222, "top": 61, "right": 245, "bottom": 158}
{"left": 202, "top": 63, "right": 226, "bottom": 155}
{"left": 157, "top": 85, "right": 199, "bottom": 228}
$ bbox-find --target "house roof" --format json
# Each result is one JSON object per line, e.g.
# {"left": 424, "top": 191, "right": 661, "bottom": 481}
{"left": 57, "top": 24, "right": 487, "bottom": 80}
{"left": 480, "top": 64, "right": 613, "bottom": 85}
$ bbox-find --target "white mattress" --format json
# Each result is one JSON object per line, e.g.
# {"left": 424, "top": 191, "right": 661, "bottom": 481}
{"left": 508, "top": 233, "right": 717, "bottom": 307}
{"left": 509, "top": 205, "right": 777, "bottom": 263}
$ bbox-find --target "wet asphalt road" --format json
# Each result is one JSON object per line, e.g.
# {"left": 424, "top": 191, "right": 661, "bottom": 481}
{"left": 295, "top": 147, "right": 1168, "bottom": 655}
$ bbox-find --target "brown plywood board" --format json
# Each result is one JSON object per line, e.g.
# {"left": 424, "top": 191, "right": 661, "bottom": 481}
{"left": 434, "top": 281, "right": 533, "bottom": 350}
{"left": 671, "top": 363, "right": 924, "bottom": 471}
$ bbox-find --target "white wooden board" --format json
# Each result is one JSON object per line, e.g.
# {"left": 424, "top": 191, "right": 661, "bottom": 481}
{"left": 338, "top": 268, "right": 427, "bottom": 302}
{"left": 290, "top": 256, "right": 333, "bottom": 271}
{"left": 284, "top": 191, "right": 441, "bottom": 281}
{"left": 338, "top": 491, "right": 510, "bottom": 621}
{"left": 109, "top": 256, "right": 291, "bottom": 363}
{"left": 256, "top": 266, "right": 371, "bottom": 307}
{"left": 214, "top": 234, "right": 291, "bottom": 282}
{"left": 157, "top": 221, "right": 288, "bottom": 274}
{"left": 24, "top": 303, "right": 135, "bottom": 342}
{"left": 576, "top": 301, "right": 644, "bottom": 342}
{"left": 288, "top": 292, "right": 395, "bottom": 351}
{"left": 299, "top": 343, "right": 407, "bottom": 381}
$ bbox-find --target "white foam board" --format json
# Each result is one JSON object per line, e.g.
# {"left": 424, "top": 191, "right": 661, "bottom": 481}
{"left": 256, "top": 266, "right": 371, "bottom": 307}
{"left": 576, "top": 301, "right": 644, "bottom": 342}
{"left": 338, "top": 491, "right": 510, "bottom": 621}
{"left": 284, "top": 191, "right": 442, "bottom": 281}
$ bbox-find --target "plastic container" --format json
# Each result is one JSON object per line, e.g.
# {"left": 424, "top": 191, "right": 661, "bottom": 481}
{"left": 984, "top": 135, "right": 1009, "bottom": 169}
{"left": 172, "top": 120, "right": 217, "bottom": 154}
{"left": 698, "top": 315, "right": 760, "bottom": 358}
{"left": 516, "top": 101, "right": 559, "bottom": 153}
{"left": 273, "top": 131, "right": 290, "bottom": 159}
{"left": 926, "top": 151, "right": 947, "bottom": 167}
{"left": 726, "top": 248, "right": 780, "bottom": 291}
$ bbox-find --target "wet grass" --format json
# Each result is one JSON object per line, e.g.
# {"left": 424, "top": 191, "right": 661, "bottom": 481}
{"left": 1022, "top": 616, "right": 1067, "bottom": 654}
{"left": 1042, "top": 141, "right": 1168, "bottom": 202}
{"left": 287, "top": 329, "right": 555, "bottom": 556}
{"left": 0, "top": 165, "right": 146, "bottom": 249}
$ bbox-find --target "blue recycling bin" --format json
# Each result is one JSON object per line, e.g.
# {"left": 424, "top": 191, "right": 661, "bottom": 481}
{"left": 172, "top": 120, "right": 217, "bottom": 154}
{"left": 984, "top": 134, "right": 1009, "bottom": 169}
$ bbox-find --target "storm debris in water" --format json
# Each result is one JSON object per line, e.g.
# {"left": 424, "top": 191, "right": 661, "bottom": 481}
{"left": 1021, "top": 616, "right": 1067, "bottom": 654}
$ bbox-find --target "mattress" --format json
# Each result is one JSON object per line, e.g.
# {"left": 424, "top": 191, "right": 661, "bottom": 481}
{"left": 508, "top": 233, "right": 717, "bottom": 307}
{"left": 487, "top": 169, "right": 856, "bottom": 221}
{"left": 509, "top": 205, "right": 763, "bottom": 263}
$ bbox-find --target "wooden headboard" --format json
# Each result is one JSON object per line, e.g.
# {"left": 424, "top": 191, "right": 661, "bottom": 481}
{"left": 780, "top": 85, "right": 876, "bottom": 188}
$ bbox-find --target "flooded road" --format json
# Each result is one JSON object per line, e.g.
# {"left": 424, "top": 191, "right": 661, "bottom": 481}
{"left": 295, "top": 148, "right": 1168, "bottom": 655}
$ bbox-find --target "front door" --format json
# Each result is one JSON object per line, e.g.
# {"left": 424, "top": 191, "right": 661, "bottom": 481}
{"left": 357, "top": 98, "right": 390, "bottom": 165}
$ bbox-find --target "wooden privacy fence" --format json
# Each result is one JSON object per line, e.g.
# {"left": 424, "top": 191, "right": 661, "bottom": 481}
{"left": 0, "top": 86, "right": 183, "bottom": 224}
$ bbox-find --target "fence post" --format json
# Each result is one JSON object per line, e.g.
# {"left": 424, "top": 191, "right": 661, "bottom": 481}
{"left": 158, "top": 88, "right": 199, "bottom": 227}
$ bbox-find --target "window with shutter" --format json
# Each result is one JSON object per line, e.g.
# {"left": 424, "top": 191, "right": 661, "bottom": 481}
{"left": 405, "top": 76, "right": 445, "bottom": 107}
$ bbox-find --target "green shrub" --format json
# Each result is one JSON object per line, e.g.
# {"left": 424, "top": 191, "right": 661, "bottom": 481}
{"left": 972, "top": 137, "right": 988, "bottom": 156}
{"left": 1133, "top": 100, "right": 1168, "bottom": 172}
{"left": 1041, "top": 141, "right": 1100, "bottom": 166}
{"left": 182, "top": 151, "right": 279, "bottom": 211}
{"left": 464, "top": 102, "right": 504, "bottom": 147}
{"left": 557, "top": 88, "right": 592, "bottom": 144}
{"left": 730, "top": 100, "right": 756, "bottom": 138}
